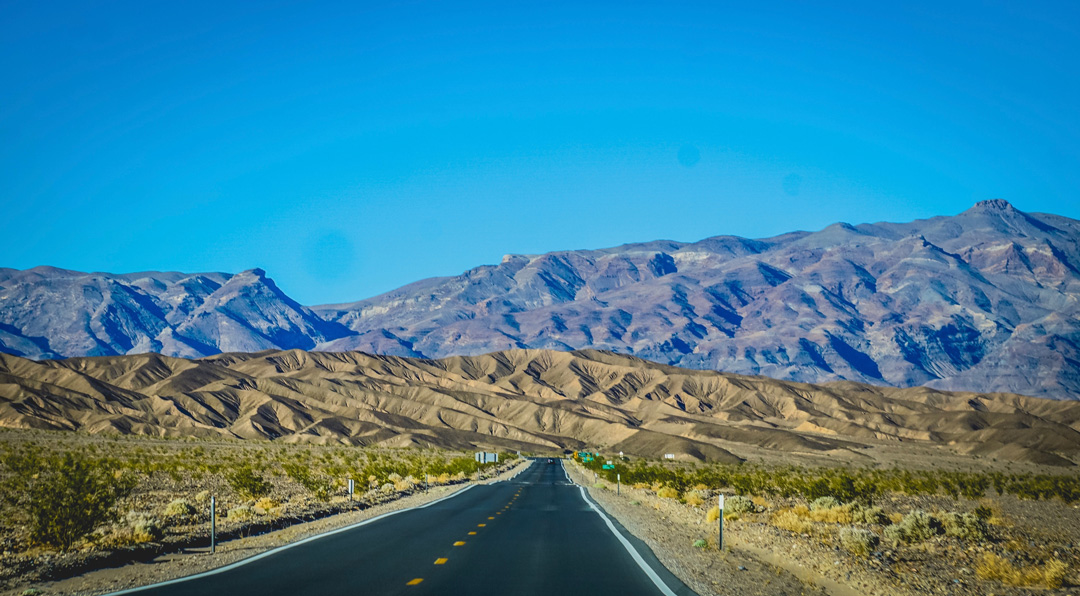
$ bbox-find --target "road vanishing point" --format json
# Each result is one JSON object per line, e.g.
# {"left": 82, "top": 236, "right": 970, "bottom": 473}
{"left": 111, "top": 460, "right": 698, "bottom": 596}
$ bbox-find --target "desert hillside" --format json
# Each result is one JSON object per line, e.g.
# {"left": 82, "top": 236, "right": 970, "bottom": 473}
{"left": 3, "top": 348, "right": 1079, "bottom": 467}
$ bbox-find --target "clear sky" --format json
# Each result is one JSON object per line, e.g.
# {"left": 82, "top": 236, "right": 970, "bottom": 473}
{"left": 2, "top": 1, "right": 1078, "bottom": 305}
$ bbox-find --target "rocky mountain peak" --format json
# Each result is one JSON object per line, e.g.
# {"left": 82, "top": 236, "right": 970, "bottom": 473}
{"left": 966, "top": 198, "right": 1017, "bottom": 214}
{"left": 2, "top": 203, "right": 1079, "bottom": 400}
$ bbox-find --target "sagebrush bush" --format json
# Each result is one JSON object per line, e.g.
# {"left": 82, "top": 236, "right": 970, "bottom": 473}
{"left": 839, "top": 527, "right": 880, "bottom": 556}
{"left": 0, "top": 448, "right": 134, "bottom": 550}
{"left": 941, "top": 511, "right": 989, "bottom": 541}
{"left": 657, "top": 487, "right": 680, "bottom": 499}
{"left": 685, "top": 492, "right": 705, "bottom": 507}
{"left": 810, "top": 496, "right": 841, "bottom": 511}
{"left": 380, "top": 482, "right": 396, "bottom": 494}
{"left": 726, "top": 495, "right": 759, "bottom": 514}
{"left": 851, "top": 504, "right": 888, "bottom": 525}
{"left": 164, "top": 499, "right": 196, "bottom": 518}
{"left": 125, "top": 512, "right": 165, "bottom": 543}
{"left": 883, "top": 509, "right": 940, "bottom": 544}
{"left": 706, "top": 506, "right": 720, "bottom": 523}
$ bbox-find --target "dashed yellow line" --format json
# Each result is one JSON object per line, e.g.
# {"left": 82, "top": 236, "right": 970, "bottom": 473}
{"left": 435, "top": 558, "right": 448, "bottom": 565}
{"left": 453, "top": 541, "right": 466, "bottom": 546}
{"left": 407, "top": 578, "right": 423, "bottom": 585}
{"left": 488, "top": 516, "right": 495, "bottom": 519}
{"left": 478, "top": 523, "right": 486, "bottom": 527}
{"left": 468, "top": 531, "right": 477, "bottom": 535}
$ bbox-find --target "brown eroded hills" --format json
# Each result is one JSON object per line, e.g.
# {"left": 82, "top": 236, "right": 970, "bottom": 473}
{"left": 2, "top": 348, "right": 1080, "bottom": 467}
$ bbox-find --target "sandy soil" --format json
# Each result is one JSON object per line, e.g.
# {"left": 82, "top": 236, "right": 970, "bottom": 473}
{"left": 5, "top": 460, "right": 532, "bottom": 596}
{"left": 566, "top": 461, "right": 1080, "bottom": 596}
{"left": 565, "top": 462, "right": 827, "bottom": 596}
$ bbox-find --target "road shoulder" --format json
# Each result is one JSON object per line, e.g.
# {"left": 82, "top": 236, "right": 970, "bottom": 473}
{"left": 10, "top": 460, "right": 532, "bottom": 596}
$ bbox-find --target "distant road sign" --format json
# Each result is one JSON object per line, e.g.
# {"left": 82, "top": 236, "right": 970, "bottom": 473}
{"left": 602, "top": 464, "right": 614, "bottom": 470}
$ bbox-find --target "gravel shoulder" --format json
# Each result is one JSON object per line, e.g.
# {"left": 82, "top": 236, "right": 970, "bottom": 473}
{"left": 565, "top": 461, "right": 826, "bottom": 596}
{"left": 566, "top": 461, "right": 1080, "bottom": 596}
{"left": 6, "top": 460, "right": 532, "bottom": 596}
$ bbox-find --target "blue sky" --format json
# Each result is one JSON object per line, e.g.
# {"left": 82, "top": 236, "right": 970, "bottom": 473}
{"left": 2, "top": 0, "right": 1078, "bottom": 305}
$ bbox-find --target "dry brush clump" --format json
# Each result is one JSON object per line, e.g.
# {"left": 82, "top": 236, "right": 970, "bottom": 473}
{"left": 976, "top": 552, "right": 1069, "bottom": 588}
{"left": 838, "top": 527, "right": 880, "bottom": 556}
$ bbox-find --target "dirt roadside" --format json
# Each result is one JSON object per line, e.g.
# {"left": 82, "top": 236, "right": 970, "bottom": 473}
{"left": 566, "top": 461, "right": 859, "bottom": 596}
{"left": 6, "top": 460, "right": 533, "bottom": 596}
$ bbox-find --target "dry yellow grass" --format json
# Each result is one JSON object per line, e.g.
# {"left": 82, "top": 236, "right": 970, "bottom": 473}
{"left": 771, "top": 509, "right": 813, "bottom": 534}
{"left": 706, "top": 506, "right": 720, "bottom": 523}
{"left": 975, "top": 553, "right": 1068, "bottom": 588}
{"left": 657, "top": 487, "right": 680, "bottom": 499}
{"left": 685, "top": 493, "right": 705, "bottom": 507}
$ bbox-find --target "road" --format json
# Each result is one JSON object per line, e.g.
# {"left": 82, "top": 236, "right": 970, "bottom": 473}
{"left": 115, "top": 460, "right": 698, "bottom": 596}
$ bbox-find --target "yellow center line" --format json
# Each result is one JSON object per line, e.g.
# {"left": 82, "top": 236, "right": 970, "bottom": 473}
{"left": 488, "top": 516, "right": 495, "bottom": 519}
{"left": 468, "top": 531, "right": 477, "bottom": 535}
{"left": 478, "top": 523, "right": 486, "bottom": 527}
{"left": 453, "top": 541, "right": 466, "bottom": 546}
{"left": 435, "top": 558, "right": 448, "bottom": 565}
{"left": 407, "top": 578, "right": 423, "bottom": 585}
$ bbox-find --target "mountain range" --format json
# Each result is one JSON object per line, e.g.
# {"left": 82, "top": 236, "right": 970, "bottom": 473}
{"left": 3, "top": 348, "right": 1079, "bottom": 466}
{"left": 2, "top": 199, "right": 1078, "bottom": 399}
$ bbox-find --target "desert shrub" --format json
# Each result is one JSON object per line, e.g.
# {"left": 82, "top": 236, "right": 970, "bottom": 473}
{"left": 227, "top": 465, "right": 271, "bottom": 499}
{"left": 706, "top": 506, "right": 720, "bottom": 523}
{"left": 125, "top": 512, "right": 165, "bottom": 542}
{"left": 884, "top": 509, "right": 940, "bottom": 544}
{"left": 1044, "top": 558, "right": 1069, "bottom": 589}
{"left": 380, "top": 482, "right": 396, "bottom": 494}
{"left": 810, "top": 496, "right": 841, "bottom": 511}
{"left": 0, "top": 448, "right": 134, "bottom": 550}
{"left": 164, "top": 499, "right": 196, "bottom": 518}
{"left": 693, "top": 539, "right": 707, "bottom": 548}
{"left": 850, "top": 504, "right": 888, "bottom": 525}
{"left": 195, "top": 490, "right": 211, "bottom": 504}
{"left": 839, "top": 527, "right": 880, "bottom": 556}
{"left": 283, "top": 463, "right": 330, "bottom": 500}
{"left": 726, "top": 495, "right": 759, "bottom": 514}
{"left": 976, "top": 553, "right": 1067, "bottom": 588}
{"left": 941, "top": 511, "right": 989, "bottom": 541}
{"left": 657, "top": 487, "right": 680, "bottom": 499}
{"left": 227, "top": 506, "right": 255, "bottom": 522}
{"left": 685, "top": 492, "right": 705, "bottom": 507}
{"left": 253, "top": 497, "right": 281, "bottom": 515}
{"left": 804, "top": 502, "right": 853, "bottom": 524}
{"left": 437, "top": 473, "right": 451, "bottom": 484}
{"left": 771, "top": 510, "right": 813, "bottom": 534}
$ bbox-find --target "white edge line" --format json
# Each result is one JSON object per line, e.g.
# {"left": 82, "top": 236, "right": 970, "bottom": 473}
{"left": 576, "top": 483, "right": 678, "bottom": 596}
{"left": 104, "top": 484, "right": 477, "bottom": 595}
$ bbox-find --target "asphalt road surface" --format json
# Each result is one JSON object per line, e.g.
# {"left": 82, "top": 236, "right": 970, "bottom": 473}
{"left": 115, "top": 460, "right": 698, "bottom": 596}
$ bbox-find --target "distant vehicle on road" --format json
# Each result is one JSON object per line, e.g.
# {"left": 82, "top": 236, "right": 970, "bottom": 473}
{"left": 547, "top": 458, "right": 554, "bottom": 464}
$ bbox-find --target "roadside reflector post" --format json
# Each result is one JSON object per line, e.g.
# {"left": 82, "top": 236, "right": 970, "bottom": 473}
{"left": 617, "top": 473, "right": 621, "bottom": 496}
{"left": 718, "top": 494, "right": 725, "bottom": 552}
{"left": 210, "top": 495, "right": 216, "bottom": 554}
{"left": 348, "top": 478, "right": 355, "bottom": 501}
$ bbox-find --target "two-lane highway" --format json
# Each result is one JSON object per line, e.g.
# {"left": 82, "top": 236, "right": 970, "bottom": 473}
{"left": 116, "top": 460, "right": 697, "bottom": 596}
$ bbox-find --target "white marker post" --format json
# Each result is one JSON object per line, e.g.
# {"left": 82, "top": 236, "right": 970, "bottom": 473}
{"left": 717, "top": 494, "right": 725, "bottom": 552}
{"left": 617, "top": 473, "right": 621, "bottom": 496}
{"left": 210, "top": 496, "right": 216, "bottom": 554}
{"left": 348, "top": 478, "right": 355, "bottom": 501}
